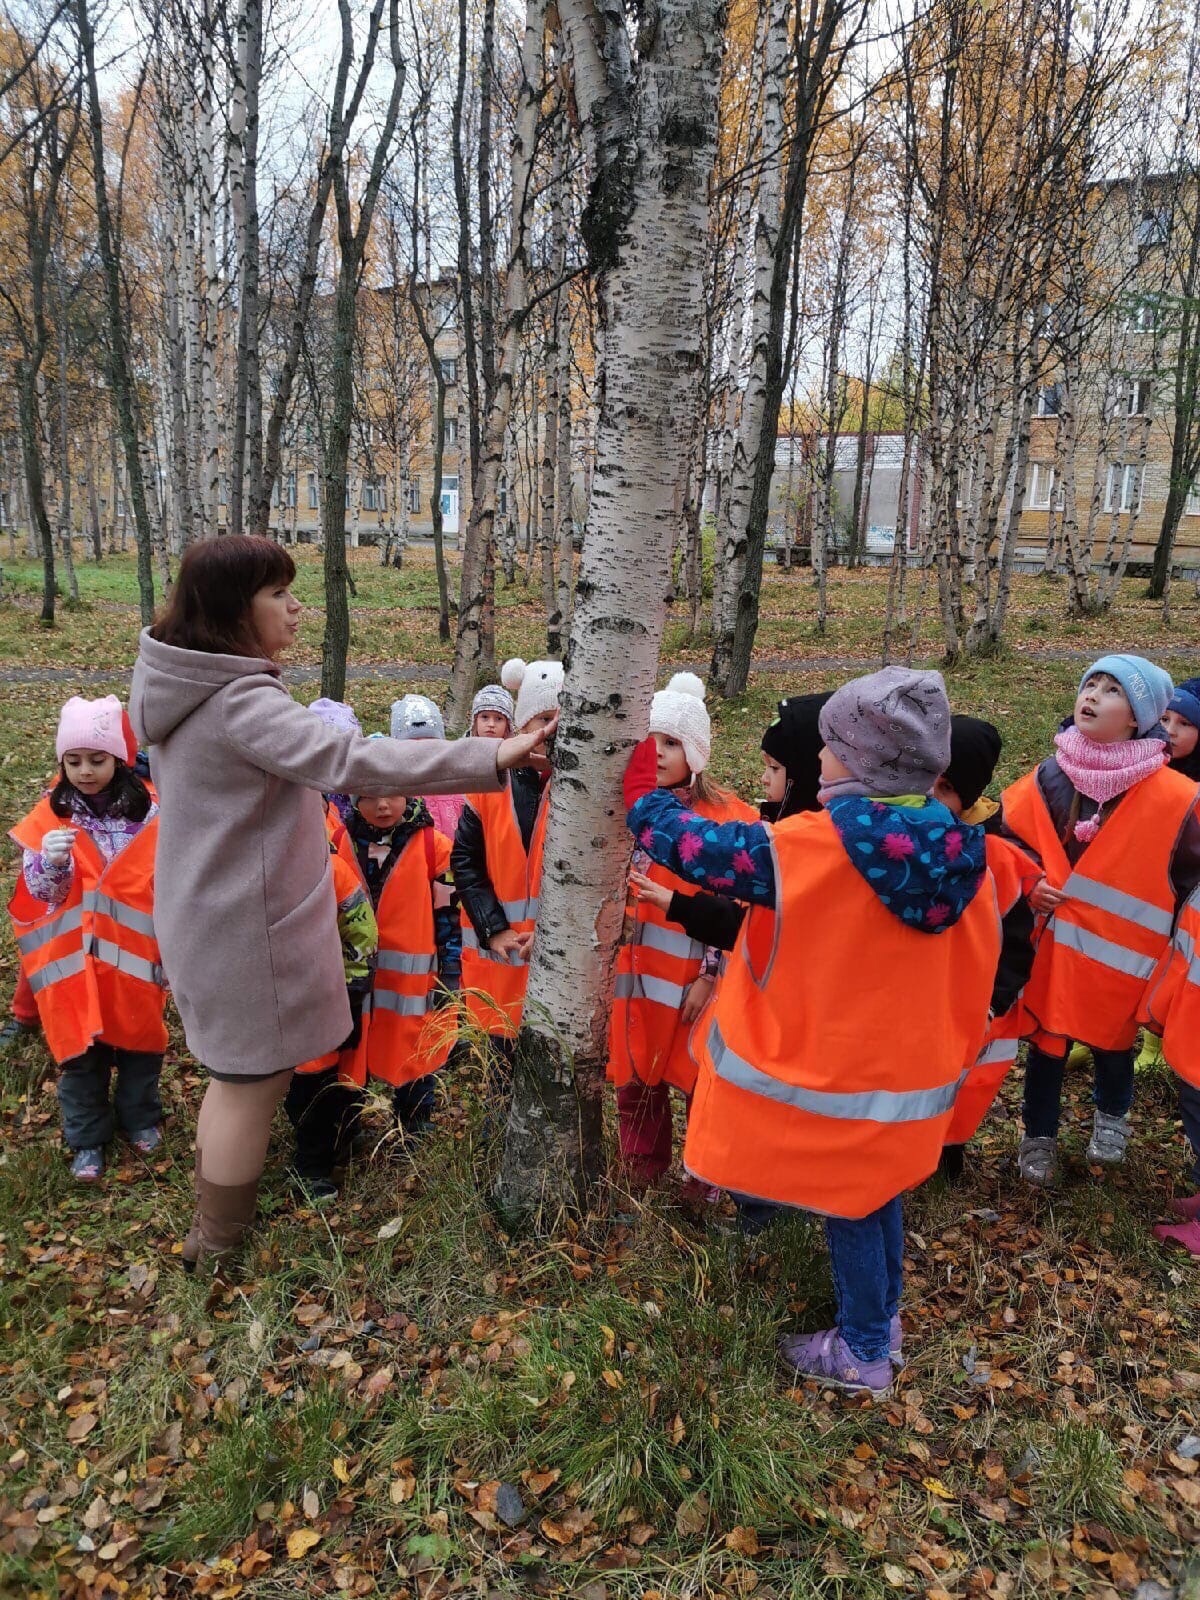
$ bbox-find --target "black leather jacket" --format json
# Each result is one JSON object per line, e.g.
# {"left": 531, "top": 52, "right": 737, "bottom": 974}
{"left": 451, "top": 766, "right": 546, "bottom": 943}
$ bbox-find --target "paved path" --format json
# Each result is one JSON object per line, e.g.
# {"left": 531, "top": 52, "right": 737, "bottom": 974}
{"left": 0, "top": 643, "right": 1153, "bottom": 688}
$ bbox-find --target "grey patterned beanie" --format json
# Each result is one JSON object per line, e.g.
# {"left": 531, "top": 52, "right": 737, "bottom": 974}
{"left": 818, "top": 667, "right": 951, "bottom": 796}
{"left": 470, "top": 684, "right": 515, "bottom": 730}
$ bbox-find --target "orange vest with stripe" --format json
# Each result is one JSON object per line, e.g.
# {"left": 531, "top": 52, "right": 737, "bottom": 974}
{"left": 1002, "top": 765, "right": 1197, "bottom": 1052}
{"left": 1141, "top": 888, "right": 1200, "bottom": 1089}
{"left": 683, "top": 810, "right": 1000, "bottom": 1219}
{"left": 459, "top": 783, "right": 548, "bottom": 1037}
{"left": 607, "top": 791, "right": 757, "bottom": 1095}
{"left": 294, "top": 848, "right": 370, "bottom": 1079}
{"left": 945, "top": 832, "right": 1040, "bottom": 1145}
{"left": 8, "top": 797, "right": 168, "bottom": 1064}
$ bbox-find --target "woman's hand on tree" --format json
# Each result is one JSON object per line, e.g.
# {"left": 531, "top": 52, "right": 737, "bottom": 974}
{"left": 630, "top": 870, "right": 672, "bottom": 915}
{"left": 497, "top": 715, "right": 558, "bottom": 774}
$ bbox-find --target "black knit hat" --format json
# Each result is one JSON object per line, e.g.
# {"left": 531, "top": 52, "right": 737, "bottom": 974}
{"left": 760, "top": 692, "right": 832, "bottom": 819}
{"left": 943, "top": 715, "right": 1003, "bottom": 811}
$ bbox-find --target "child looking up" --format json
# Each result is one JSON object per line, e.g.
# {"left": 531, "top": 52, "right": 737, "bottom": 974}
{"left": 608, "top": 674, "right": 755, "bottom": 1190}
{"left": 9, "top": 696, "right": 167, "bottom": 1181}
{"left": 1003, "top": 655, "right": 1200, "bottom": 1185}
{"left": 624, "top": 668, "right": 999, "bottom": 1397}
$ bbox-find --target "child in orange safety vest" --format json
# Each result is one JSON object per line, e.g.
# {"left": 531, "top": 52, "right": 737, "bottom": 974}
{"left": 1002, "top": 655, "right": 1200, "bottom": 1188}
{"left": 8, "top": 696, "right": 167, "bottom": 1182}
{"left": 625, "top": 667, "right": 999, "bottom": 1397}
{"left": 607, "top": 672, "right": 756, "bottom": 1191}
{"left": 932, "top": 717, "right": 1040, "bottom": 1180}
{"left": 452, "top": 659, "right": 560, "bottom": 1056}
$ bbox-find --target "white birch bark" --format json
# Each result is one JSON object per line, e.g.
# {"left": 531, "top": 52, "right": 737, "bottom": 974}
{"left": 197, "top": 8, "right": 221, "bottom": 535}
{"left": 495, "top": 0, "right": 725, "bottom": 1221}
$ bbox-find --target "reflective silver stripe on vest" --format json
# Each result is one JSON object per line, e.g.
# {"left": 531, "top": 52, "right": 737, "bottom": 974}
{"left": 1177, "top": 924, "right": 1196, "bottom": 969}
{"left": 500, "top": 896, "right": 538, "bottom": 924}
{"left": 82, "top": 891, "right": 157, "bottom": 939}
{"left": 976, "top": 1037, "right": 1020, "bottom": 1068}
{"left": 84, "top": 934, "right": 165, "bottom": 986}
{"left": 1053, "top": 920, "right": 1157, "bottom": 981}
{"left": 16, "top": 903, "right": 84, "bottom": 955}
{"left": 1187, "top": 951, "right": 1200, "bottom": 989}
{"left": 372, "top": 991, "right": 434, "bottom": 1017}
{"left": 614, "top": 973, "right": 689, "bottom": 1010}
{"left": 707, "top": 1018, "right": 963, "bottom": 1123}
{"left": 26, "top": 949, "right": 88, "bottom": 994}
{"left": 376, "top": 951, "right": 437, "bottom": 975}
{"left": 1061, "top": 873, "right": 1173, "bottom": 938}
{"left": 638, "top": 922, "right": 704, "bottom": 962}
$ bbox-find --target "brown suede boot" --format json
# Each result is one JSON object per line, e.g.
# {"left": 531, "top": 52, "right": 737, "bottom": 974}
{"left": 181, "top": 1148, "right": 203, "bottom": 1271}
{"left": 181, "top": 1172, "right": 259, "bottom": 1274}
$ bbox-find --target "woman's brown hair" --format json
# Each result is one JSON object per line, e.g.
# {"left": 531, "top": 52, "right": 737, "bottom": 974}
{"left": 151, "top": 535, "right": 296, "bottom": 656}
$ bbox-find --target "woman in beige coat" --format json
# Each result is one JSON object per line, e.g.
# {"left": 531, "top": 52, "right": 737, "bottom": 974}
{"left": 129, "top": 535, "right": 553, "bottom": 1269}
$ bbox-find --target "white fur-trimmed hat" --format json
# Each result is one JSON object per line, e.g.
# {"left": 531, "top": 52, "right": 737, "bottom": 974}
{"left": 649, "top": 671, "right": 711, "bottom": 773}
{"left": 501, "top": 657, "right": 563, "bottom": 731}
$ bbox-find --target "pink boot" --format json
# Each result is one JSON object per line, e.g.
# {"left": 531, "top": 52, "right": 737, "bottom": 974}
{"left": 1168, "top": 1192, "right": 1200, "bottom": 1222}
{"left": 1153, "top": 1219, "right": 1200, "bottom": 1257}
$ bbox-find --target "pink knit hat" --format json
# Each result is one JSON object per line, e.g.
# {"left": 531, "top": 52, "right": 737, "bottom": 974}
{"left": 56, "top": 695, "right": 129, "bottom": 763}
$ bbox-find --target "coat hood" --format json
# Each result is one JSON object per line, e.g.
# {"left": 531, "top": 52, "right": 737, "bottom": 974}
{"left": 129, "top": 628, "right": 281, "bottom": 746}
{"left": 824, "top": 794, "right": 987, "bottom": 934}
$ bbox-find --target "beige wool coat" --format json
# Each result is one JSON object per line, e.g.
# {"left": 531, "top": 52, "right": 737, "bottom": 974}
{"left": 130, "top": 630, "right": 503, "bottom": 1077}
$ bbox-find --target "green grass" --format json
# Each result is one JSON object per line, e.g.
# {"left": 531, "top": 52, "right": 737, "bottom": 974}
{"left": 0, "top": 544, "right": 1198, "bottom": 1596}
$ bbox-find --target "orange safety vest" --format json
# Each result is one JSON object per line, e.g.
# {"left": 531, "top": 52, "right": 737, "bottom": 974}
{"left": 459, "top": 783, "right": 548, "bottom": 1038}
{"left": 607, "top": 791, "right": 757, "bottom": 1095}
{"left": 8, "top": 796, "right": 168, "bottom": 1065}
{"left": 945, "top": 833, "right": 1041, "bottom": 1146}
{"left": 683, "top": 809, "right": 1000, "bottom": 1219}
{"left": 1141, "top": 888, "right": 1200, "bottom": 1090}
{"left": 294, "top": 847, "right": 370, "bottom": 1079}
{"left": 1002, "top": 765, "right": 1197, "bottom": 1052}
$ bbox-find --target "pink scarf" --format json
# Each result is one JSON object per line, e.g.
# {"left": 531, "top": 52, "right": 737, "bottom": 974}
{"left": 1053, "top": 724, "right": 1167, "bottom": 842}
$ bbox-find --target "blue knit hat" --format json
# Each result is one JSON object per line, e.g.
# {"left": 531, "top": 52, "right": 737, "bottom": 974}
{"left": 1079, "top": 655, "right": 1174, "bottom": 737}
{"left": 1167, "top": 675, "right": 1200, "bottom": 732}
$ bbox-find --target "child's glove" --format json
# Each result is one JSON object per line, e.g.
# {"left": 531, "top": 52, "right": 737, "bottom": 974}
{"left": 41, "top": 828, "right": 76, "bottom": 866}
{"left": 623, "top": 737, "right": 659, "bottom": 811}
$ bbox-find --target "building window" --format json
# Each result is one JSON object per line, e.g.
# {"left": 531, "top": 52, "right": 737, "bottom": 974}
{"left": 1027, "top": 464, "right": 1059, "bottom": 510}
{"left": 1124, "top": 379, "right": 1151, "bottom": 417}
{"left": 407, "top": 477, "right": 421, "bottom": 513}
{"left": 443, "top": 417, "right": 458, "bottom": 448}
{"left": 362, "top": 477, "right": 387, "bottom": 512}
{"left": 1186, "top": 479, "right": 1200, "bottom": 516}
{"left": 1130, "top": 296, "right": 1161, "bottom": 334}
{"left": 1104, "top": 463, "right": 1143, "bottom": 513}
{"left": 307, "top": 472, "right": 318, "bottom": 510}
{"left": 440, "top": 357, "right": 457, "bottom": 384}
{"left": 1035, "top": 385, "right": 1061, "bottom": 418}
{"left": 1137, "top": 208, "right": 1170, "bottom": 249}
{"left": 283, "top": 471, "right": 296, "bottom": 509}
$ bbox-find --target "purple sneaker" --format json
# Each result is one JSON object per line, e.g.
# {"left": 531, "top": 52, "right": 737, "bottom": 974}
{"left": 777, "top": 1327, "right": 893, "bottom": 1397}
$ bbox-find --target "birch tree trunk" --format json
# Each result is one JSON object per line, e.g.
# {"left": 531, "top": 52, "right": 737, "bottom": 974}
{"left": 494, "top": 0, "right": 724, "bottom": 1226}
{"left": 197, "top": 3, "right": 221, "bottom": 534}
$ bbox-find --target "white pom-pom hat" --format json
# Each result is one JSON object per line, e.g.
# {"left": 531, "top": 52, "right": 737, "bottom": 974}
{"left": 649, "top": 671, "right": 711, "bottom": 773}
{"left": 501, "top": 657, "right": 564, "bottom": 731}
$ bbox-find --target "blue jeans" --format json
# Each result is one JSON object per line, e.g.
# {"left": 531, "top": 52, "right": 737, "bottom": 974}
{"left": 1022, "top": 1042, "right": 1134, "bottom": 1138}
{"left": 824, "top": 1196, "right": 903, "bottom": 1364}
{"left": 1177, "top": 1077, "right": 1200, "bottom": 1185}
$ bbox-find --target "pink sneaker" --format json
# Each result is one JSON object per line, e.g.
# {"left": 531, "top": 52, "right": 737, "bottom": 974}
{"left": 1168, "top": 1192, "right": 1200, "bottom": 1222}
{"left": 1153, "top": 1219, "right": 1200, "bottom": 1257}
{"left": 777, "top": 1327, "right": 893, "bottom": 1397}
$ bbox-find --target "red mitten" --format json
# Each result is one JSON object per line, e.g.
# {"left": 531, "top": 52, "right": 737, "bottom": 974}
{"left": 623, "top": 736, "right": 659, "bottom": 811}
